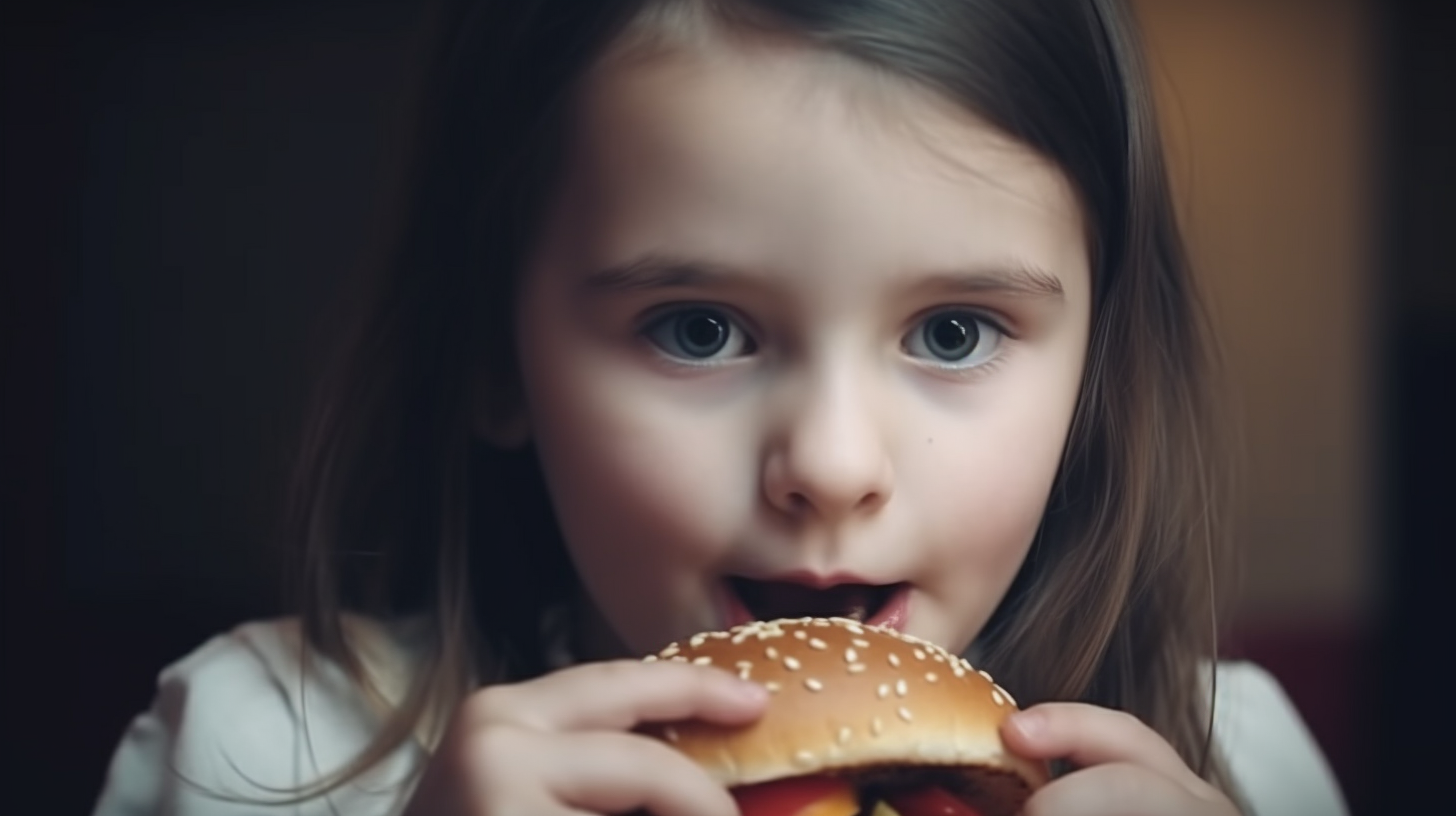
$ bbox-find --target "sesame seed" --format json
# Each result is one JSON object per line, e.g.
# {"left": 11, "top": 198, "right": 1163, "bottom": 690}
{"left": 847, "top": 663, "right": 867, "bottom": 674}
{"left": 852, "top": 638, "right": 870, "bottom": 649}
{"left": 895, "top": 679, "right": 908, "bottom": 697}
{"left": 794, "top": 630, "right": 808, "bottom": 640}
{"left": 888, "top": 653, "right": 901, "bottom": 667}
{"left": 995, "top": 684, "right": 1017, "bottom": 706}
{"left": 838, "top": 726, "right": 853, "bottom": 745}
{"left": 925, "top": 672, "right": 939, "bottom": 683}
{"left": 643, "top": 655, "right": 658, "bottom": 662}
{"left": 844, "top": 648, "right": 859, "bottom": 663}
{"left": 952, "top": 665, "right": 965, "bottom": 678}
{"left": 898, "top": 706, "right": 913, "bottom": 722}
{"left": 692, "top": 656, "right": 712, "bottom": 666}
{"left": 991, "top": 689, "right": 1004, "bottom": 706}
{"left": 977, "top": 669, "right": 994, "bottom": 682}
{"left": 808, "top": 638, "right": 827, "bottom": 650}
{"left": 877, "top": 683, "right": 891, "bottom": 699}
{"left": 813, "top": 619, "right": 830, "bottom": 627}
{"left": 662, "top": 644, "right": 680, "bottom": 656}
{"left": 804, "top": 677, "right": 824, "bottom": 692}
{"left": 765, "top": 681, "right": 782, "bottom": 693}
{"left": 845, "top": 624, "right": 865, "bottom": 635}
{"left": 732, "top": 633, "right": 749, "bottom": 644}
{"left": 690, "top": 634, "right": 707, "bottom": 647}
{"left": 933, "top": 653, "right": 945, "bottom": 662}
{"left": 913, "top": 649, "right": 926, "bottom": 661}
{"left": 871, "top": 717, "right": 884, "bottom": 736}
{"left": 794, "top": 750, "right": 815, "bottom": 766}
{"left": 783, "top": 656, "right": 801, "bottom": 671}
{"left": 766, "top": 646, "right": 779, "bottom": 660}
{"left": 738, "top": 666, "right": 752, "bottom": 680}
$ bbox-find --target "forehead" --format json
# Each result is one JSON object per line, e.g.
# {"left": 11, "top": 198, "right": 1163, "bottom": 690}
{"left": 554, "top": 29, "right": 1089, "bottom": 298}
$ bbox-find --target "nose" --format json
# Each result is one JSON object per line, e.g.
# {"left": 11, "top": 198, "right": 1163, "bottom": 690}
{"left": 762, "top": 368, "right": 895, "bottom": 522}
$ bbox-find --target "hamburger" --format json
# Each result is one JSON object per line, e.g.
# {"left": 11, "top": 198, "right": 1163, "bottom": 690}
{"left": 641, "top": 617, "right": 1048, "bottom": 816}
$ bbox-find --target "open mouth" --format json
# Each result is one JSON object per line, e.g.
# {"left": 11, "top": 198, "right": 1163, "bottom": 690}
{"left": 724, "top": 577, "right": 910, "bottom": 630}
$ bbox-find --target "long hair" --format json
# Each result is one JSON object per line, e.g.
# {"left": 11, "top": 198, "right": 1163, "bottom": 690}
{"left": 289, "top": 0, "right": 1233, "bottom": 797}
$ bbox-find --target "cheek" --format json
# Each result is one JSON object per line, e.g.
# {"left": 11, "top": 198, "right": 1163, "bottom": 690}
{"left": 915, "top": 436, "right": 1051, "bottom": 570}
{"left": 518, "top": 328, "right": 753, "bottom": 572}
{"left": 910, "top": 365, "right": 1081, "bottom": 579}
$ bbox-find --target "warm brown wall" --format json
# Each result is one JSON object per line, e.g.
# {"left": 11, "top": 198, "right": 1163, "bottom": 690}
{"left": 1133, "top": 0, "right": 1378, "bottom": 629}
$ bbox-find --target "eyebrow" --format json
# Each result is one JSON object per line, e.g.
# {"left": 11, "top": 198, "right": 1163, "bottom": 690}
{"left": 915, "top": 265, "right": 1065, "bottom": 300}
{"left": 580, "top": 255, "right": 1065, "bottom": 299}
{"left": 581, "top": 257, "right": 743, "bottom": 294}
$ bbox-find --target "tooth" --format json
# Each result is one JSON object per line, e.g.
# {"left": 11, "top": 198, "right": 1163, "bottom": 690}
{"left": 846, "top": 601, "right": 867, "bottom": 622}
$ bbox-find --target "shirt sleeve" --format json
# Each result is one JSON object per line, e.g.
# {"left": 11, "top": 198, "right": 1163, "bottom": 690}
{"left": 91, "top": 619, "right": 424, "bottom": 816}
{"left": 1213, "top": 661, "right": 1349, "bottom": 816}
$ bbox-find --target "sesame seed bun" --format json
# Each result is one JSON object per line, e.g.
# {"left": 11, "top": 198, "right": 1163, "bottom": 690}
{"left": 642, "top": 617, "right": 1049, "bottom": 816}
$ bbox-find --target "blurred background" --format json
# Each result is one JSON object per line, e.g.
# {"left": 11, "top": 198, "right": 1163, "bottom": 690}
{"left": 4, "top": 0, "right": 1451, "bottom": 812}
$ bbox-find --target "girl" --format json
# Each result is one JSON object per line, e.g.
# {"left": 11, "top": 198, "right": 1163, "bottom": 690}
{"left": 93, "top": 0, "right": 1348, "bottom": 814}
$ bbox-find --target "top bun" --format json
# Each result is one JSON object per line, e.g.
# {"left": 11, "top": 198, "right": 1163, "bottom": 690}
{"left": 642, "top": 617, "right": 1049, "bottom": 816}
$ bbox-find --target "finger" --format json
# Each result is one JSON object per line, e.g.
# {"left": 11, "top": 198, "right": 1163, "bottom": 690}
{"left": 405, "top": 724, "right": 596, "bottom": 816}
{"left": 471, "top": 659, "right": 769, "bottom": 732}
{"left": 541, "top": 731, "right": 740, "bottom": 816}
{"left": 1022, "top": 762, "right": 1224, "bottom": 816}
{"left": 1001, "top": 703, "right": 1208, "bottom": 793}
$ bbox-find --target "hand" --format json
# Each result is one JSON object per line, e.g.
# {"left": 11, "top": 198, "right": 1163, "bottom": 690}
{"left": 403, "top": 660, "right": 769, "bottom": 816}
{"left": 1000, "top": 703, "right": 1240, "bottom": 816}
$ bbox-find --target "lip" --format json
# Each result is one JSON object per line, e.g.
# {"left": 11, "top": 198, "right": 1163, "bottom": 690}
{"left": 865, "top": 583, "right": 911, "bottom": 631}
{"left": 760, "top": 569, "right": 880, "bottom": 590}
{"left": 718, "top": 577, "right": 912, "bottom": 632}
{"left": 720, "top": 581, "right": 756, "bottom": 628}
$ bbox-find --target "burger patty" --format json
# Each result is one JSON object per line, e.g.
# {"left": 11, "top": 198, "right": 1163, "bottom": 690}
{"left": 846, "top": 764, "right": 1036, "bottom": 811}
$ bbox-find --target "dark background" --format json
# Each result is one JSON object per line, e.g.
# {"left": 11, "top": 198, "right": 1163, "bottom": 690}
{"left": 3, "top": 0, "right": 1450, "bottom": 812}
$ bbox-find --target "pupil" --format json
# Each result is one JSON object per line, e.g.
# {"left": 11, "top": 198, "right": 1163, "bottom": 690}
{"left": 678, "top": 311, "right": 728, "bottom": 356}
{"left": 927, "top": 314, "right": 978, "bottom": 360}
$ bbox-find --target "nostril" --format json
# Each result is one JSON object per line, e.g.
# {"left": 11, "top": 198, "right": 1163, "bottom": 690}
{"left": 762, "top": 438, "right": 894, "bottom": 519}
{"left": 854, "top": 490, "right": 886, "bottom": 512}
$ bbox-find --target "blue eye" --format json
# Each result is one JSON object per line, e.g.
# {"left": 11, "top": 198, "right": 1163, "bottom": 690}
{"left": 645, "top": 307, "right": 754, "bottom": 361}
{"left": 904, "top": 311, "right": 1002, "bottom": 368}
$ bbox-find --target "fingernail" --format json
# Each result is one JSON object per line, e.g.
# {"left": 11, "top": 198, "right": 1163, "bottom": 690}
{"left": 1009, "top": 710, "right": 1044, "bottom": 738}
{"left": 734, "top": 679, "right": 769, "bottom": 703}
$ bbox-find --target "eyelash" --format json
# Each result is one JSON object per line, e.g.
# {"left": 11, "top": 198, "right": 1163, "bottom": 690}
{"left": 640, "top": 305, "right": 757, "bottom": 367}
{"left": 638, "top": 304, "right": 1014, "bottom": 372}
{"left": 902, "top": 308, "right": 1011, "bottom": 374}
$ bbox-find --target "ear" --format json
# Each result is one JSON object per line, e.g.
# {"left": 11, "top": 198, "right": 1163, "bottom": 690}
{"left": 472, "top": 367, "right": 531, "bottom": 449}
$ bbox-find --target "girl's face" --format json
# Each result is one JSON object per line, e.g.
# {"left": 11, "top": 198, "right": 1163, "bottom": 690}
{"left": 508, "top": 34, "right": 1092, "bottom": 659}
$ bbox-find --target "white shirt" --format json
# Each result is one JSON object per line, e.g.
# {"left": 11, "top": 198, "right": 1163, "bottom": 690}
{"left": 91, "top": 617, "right": 1349, "bottom": 816}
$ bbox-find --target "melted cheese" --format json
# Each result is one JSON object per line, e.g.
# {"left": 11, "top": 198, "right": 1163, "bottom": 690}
{"left": 795, "top": 786, "right": 861, "bottom": 816}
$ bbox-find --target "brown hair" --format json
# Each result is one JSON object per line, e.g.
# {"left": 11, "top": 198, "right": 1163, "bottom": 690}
{"left": 287, "top": 0, "right": 1234, "bottom": 800}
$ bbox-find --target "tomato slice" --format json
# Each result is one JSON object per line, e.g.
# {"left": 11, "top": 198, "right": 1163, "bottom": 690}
{"left": 731, "top": 776, "right": 859, "bottom": 816}
{"left": 882, "top": 786, "right": 986, "bottom": 816}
